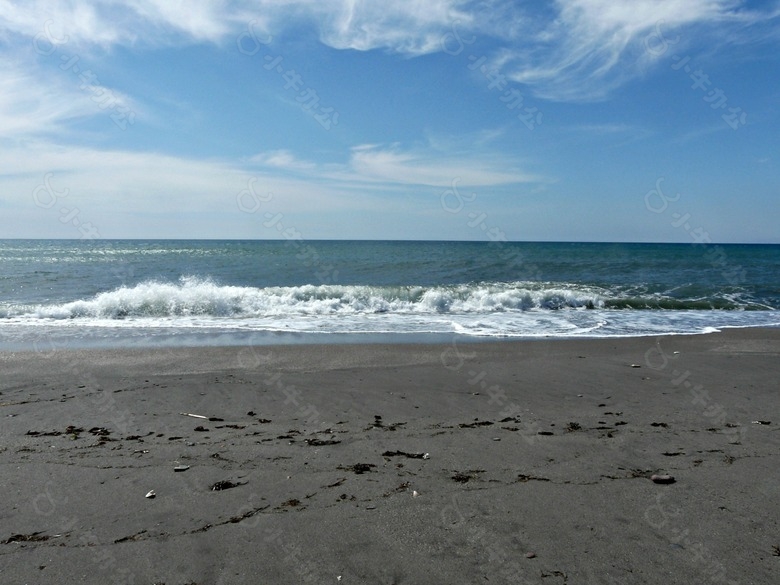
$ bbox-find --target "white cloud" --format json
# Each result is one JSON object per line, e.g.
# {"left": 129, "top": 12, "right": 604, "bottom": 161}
{"left": 0, "top": 0, "right": 466, "bottom": 53}
{"left": 0, "top": 141, "right": 340, "bottom": 217}
{"left": 249, "top": 149, "right": 318, "bottom": 172}
{"left": 0, "top": 0, "right": 254, "bottom": 48}
{"left": 0, "top": 62, "right": 94, "bottom": 136}
{"left": 342, "top": 143, "right": 540, "bottom": 187}
{"left": 496, "top": 0, "right": 778, "bottom": 101}
{"left": 5, "top": 140, "right": 404, "bottom": 236}
{"left": 0, "top": 56, "right": 142, "bottom": 140}
{"left": 0, "top": 1, "right": 473, "bottom": 143}
{"left": 313, "top": 0, "right": 471, "bottom": 55}
{"left": 2, "top": 0, "right": 776, "bottom": 107}
{"left": 0, "top": 137, "right": 543, "bottom": 236}
{"left": 248, "top": 143, "right": 543, "bottom": 188}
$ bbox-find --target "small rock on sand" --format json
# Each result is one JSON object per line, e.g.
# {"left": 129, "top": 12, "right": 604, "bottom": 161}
{"left": 650, "top": 474, "right": 675, "bottom": 484}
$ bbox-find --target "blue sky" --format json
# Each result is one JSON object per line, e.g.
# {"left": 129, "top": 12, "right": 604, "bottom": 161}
{"left": 1, "top": 0, "right": 779, "bottom": 242}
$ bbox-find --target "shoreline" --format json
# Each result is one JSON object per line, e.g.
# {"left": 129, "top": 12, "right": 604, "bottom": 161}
{"left": 1, "top": 328, "right": 778, "bottom": 584}
{"left": 1, "top": 321, "right": 779, "bottom": 354}
{"left": 3, "top": 322, "right": 780, "bottom": 360}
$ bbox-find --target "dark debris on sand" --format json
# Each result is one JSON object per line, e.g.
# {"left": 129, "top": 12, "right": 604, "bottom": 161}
{"left": 210, "top": 480, "right": 246, "bottom": 491}
{"left": 459, "top": 420, "right": 494, "bottom": 428}
{"left": 451, "top": 470, "right": 484, "bottom": 483}
{"left": 381, "top": 450, "right": 427, "bottom": 459}
{"left": 338, "top": 463, "right": 376, "bottom": 474}
{"left": 2, "top": 532, "right": 51, "bottom": 544}
{"left": 304, "top": 438, "right": 342, "bottom": 446}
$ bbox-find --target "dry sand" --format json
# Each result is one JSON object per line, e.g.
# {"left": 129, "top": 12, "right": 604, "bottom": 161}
{"left": 1, "top": 329, "right": 779, "bottom": 584}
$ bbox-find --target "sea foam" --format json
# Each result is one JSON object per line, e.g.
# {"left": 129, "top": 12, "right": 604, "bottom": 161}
{"left": 3, "top": 277, "right": 607, "bottom": 320}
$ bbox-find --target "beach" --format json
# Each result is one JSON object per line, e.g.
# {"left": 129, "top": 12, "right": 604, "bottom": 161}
{"left": 1, "top": 328, "right": 778, "bottom": 584}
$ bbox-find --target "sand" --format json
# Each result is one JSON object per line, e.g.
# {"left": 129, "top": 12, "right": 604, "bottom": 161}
{"left": 1, "top": 328, "right": 779, "bottom": 584}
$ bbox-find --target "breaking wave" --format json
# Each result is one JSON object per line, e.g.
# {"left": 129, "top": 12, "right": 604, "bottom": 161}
{"left": 1, "top": 276, "right": 771, "bottom": 322}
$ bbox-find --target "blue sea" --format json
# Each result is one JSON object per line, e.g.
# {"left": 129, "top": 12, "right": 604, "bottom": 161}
{"left": 1, "top": 240, "right": 778, "bottom": 350}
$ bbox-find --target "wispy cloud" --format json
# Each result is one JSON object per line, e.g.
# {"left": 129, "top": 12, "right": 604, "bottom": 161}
{"left": 0, "top": 1, "right": 466, "bottom": 53}
{"left": 0, "top": 1, "right": 253, "bottom": 48}
{"left": 249, "top": 149, "right": 319, "bottom": 173}
{"left": 0, "top": 61, "right": 94, "bottom": 137}
{"left": 311, "top": 0, "right": 472, "bottom": 55}
{"left": 342, "top": 143, "right": 540, "bottom": 187}
{"left": 0, "top": 140, "right": 362, "bottom": 237}
{"left": 485, "top": 0, "right": 780, "bottom": 101}
{"left": 672, "top": 122, "right": 734, "bottom": 144}
{"left": 248, "top": 142, "right": 544, "bottom": 188}
{"left": 1, "top": 138, "right": 544, "bottom": 234}
{"left": 0, "top": 1, "right": 472, "bottom": 142}
{"left": 2, "top": 0, "right": 777, "bottom": 110}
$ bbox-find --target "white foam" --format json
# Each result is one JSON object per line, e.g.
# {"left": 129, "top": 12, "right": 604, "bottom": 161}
{"left": 3, "top": 278, "right": 608, "bottom": 321}
{"left": 2, "top": 277, "right": 778, "bottom": 342}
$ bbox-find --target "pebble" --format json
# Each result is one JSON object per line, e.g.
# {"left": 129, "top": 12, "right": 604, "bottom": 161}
{"left": 145, "top": 490, "right": 156, "bottom": 499}
{"left": 525, "top": 552, "right": 536, "bottom": 559}
{"left": 650, "top": 474, "right": 675, "bottom": 484}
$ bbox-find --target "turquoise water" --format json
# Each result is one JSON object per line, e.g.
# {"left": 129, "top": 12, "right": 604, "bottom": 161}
{"left": 1, "top": 240, "right": 778, "bottom": 349}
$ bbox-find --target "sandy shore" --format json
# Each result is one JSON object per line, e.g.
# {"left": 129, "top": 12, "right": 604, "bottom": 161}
{"left": 1, "top": 329, "right": 779, "bottom": 584}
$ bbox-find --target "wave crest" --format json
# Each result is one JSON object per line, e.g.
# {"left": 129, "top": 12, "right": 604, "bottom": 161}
{"left": 2, "top": 277, "right": 608, "bottom": 320}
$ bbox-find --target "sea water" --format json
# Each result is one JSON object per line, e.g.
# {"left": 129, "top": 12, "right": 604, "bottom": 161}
{"left": 1, "top": 240, "right": 778, "bottom": 349}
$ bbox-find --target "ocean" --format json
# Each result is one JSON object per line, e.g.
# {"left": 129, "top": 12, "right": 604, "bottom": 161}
{"left": 1, "top": 239, "right": 778, "bottom": 350}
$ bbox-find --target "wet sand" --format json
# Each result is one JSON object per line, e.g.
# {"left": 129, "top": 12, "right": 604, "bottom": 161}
{"left": 1, "top": 329, "right": 779, "bottom": 584}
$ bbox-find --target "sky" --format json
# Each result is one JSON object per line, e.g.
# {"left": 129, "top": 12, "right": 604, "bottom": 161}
{"left": 1, "top": 0, "right": 779, "bottom": 243}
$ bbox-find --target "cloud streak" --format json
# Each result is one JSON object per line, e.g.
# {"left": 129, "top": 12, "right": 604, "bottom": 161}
{"left": 495, "top": 0, "right": 779, "bottom": 101}
{"left": 0, "top": 1, "right": 466, "bottom": 52}
{"left": 0, "top": 62, "right": 94, "bottom": 137}
{"left": 1, "top": 138, "right": 544, "bottom": 236}
{"left": 342, "top": 143, "right": 541, "bottom": 187}
{"left": 2, "top": 0, "right": 777, "bottom": 107}
{"left": 248, "top": 143, "right": 544, "bottom": 188}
